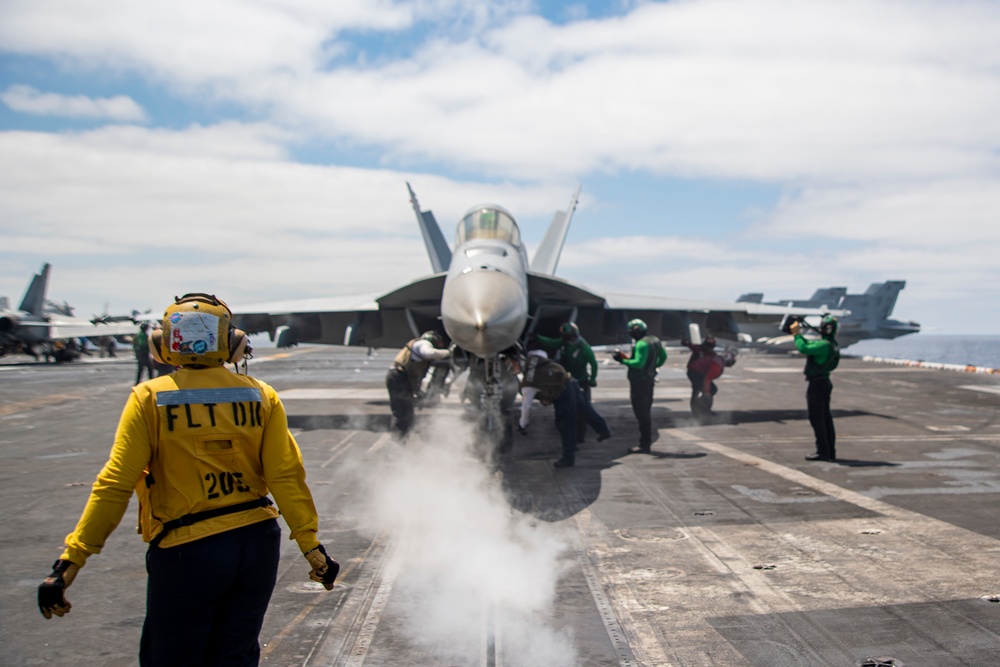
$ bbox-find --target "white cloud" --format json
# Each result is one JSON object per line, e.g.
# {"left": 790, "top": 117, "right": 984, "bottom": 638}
{"left": 760, "top": 180, "right": 1000, "bottom": 246}
{"left": 0, "top": 124, "right": 573, "bottom": 316}
{"left": 247, "top": 0, "right": 1000, "bottom": 183}
{"left": 1, "top": 0, "right": 1000, "bottom": 333}
{"left": 1, "top": 85, "right": 147, "bottom": 122}
{"left": 3, "top": 1, "right": 999, "bottom": 183}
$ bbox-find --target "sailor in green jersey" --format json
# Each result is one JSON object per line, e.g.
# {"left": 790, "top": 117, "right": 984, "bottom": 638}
{"left": 133, "top": 321, "right": 155, "bottom": 385}
{"left": 613, "top": 319, "right": 667, "bottom": 454}
{"left": 537, "top": 322, "right": 599, "bottom": 442}
{"left": 790, "top": 315, "right": 840, "bottom": 461}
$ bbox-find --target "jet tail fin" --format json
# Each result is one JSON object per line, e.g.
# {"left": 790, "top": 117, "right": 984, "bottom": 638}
{"left": 407, "top": 182, "right": 452, "bottom": 273}
{"left": 530, "top": 186, "right": 580, "bottom": 276}
{"left": 806, "top": 287, "right": 847, "bottom": 308}
{"left": 864, "top": 280, "right": 906, "bottom": 319}
{"left": 19, "top": 263, "right": 51, "bottom": 315}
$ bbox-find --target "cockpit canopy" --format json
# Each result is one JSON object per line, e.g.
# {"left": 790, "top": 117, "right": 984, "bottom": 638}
{"left": 456, "top": 204, "right": 521, "bottom": 246}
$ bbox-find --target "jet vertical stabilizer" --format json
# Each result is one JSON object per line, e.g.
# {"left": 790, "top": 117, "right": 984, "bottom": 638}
{"left": 530, "top": 186, "right": 580, "bottom": 276}
{"left": 805, "top": 287, "right": 847, "bottom": 309}
{"left": 834, "top": 280, "right": 918, "bottom": 345}
{"left": 407, "top": 182, "right": 452, "bottom": 273}
{"left": 866, "top": 280, "right": 906, "bottom": 319}
{"left": 19, "top": 263, "right": 51, "bottom": 315}
{"left": 736, "top": 280, "right": 919, "bottom": 348}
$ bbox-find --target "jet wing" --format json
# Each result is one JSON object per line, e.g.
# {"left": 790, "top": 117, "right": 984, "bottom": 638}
{"left": 524, "top": 279, "right": 847, "bottom": 347}
{"left": 232, "top": 274, "right": 447, "bottom": 349}
{"left": 8, "top": 317, "right": 139, "bottom": 340}
{"left": 48, "top": 320, "right": 141, "bottom": 339}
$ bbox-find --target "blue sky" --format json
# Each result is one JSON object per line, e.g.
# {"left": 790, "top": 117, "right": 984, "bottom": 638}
{"left": 2, "top": 0, "right": 999, "bottom": 334}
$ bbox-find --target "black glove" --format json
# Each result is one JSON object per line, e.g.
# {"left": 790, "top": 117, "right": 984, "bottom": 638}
{"left": 304, "top": 544, "right": 340, "bottom": 590}
{"left": 517, "top": 424, "right": 528, "bottom": 435}
{"left": 38, "top": 559, "right": 79, "bottom": 619}
{"left": 589, "top": 379, "right": 597, "bottom": 387}
{"left": 612, "top": 350, "right": 624, "bottom": 362}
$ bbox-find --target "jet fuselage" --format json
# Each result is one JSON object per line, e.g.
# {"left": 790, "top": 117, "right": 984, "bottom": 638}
{"left": 440, "top": 205, "right": 529, "bottom": 359}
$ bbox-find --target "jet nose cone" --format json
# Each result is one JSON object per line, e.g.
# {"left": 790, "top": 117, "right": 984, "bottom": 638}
{"left": 441, "top": 270, "right": 527, "bottom": 358}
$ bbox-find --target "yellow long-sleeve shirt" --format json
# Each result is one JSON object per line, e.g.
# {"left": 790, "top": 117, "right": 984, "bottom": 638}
{"left": 61, "top": 366, "right": 321, "bottom": 567}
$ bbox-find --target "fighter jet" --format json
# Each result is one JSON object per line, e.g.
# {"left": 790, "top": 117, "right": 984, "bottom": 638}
{"left": 0, "top": 263, "right": 141, "bottom": 360}
{"left": 736, "top": 281, "right": 921, "bottom": 348}
{"left": 232, "top": 184, "right": 845, "bottom": 435}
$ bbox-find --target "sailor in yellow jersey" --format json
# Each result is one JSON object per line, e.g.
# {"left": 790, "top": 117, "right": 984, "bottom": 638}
{"left": 37, "top": 293, "right": 339, "bottom": 667}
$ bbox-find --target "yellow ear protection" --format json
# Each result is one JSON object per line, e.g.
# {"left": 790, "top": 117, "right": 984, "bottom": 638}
{"left": 150, "top": 293, "right": 249, "bottom": 367}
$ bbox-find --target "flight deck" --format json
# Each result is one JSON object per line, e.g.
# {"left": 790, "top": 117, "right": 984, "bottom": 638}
{"left": 3, "top": 346, "right": 1000, "bottom": 666}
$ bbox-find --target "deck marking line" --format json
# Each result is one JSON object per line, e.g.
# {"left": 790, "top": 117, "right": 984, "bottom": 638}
{"left": 321, "top": 432, "right": 358, "bottom": 468}
{"left": 343, "top": 539, "right": 403, "bottom": 667}
{"left": 575, "top": 541, "right": 642, "bottom": 667}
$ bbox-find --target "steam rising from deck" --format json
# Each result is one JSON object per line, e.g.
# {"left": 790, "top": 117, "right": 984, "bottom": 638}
{"left": 356, "top": 413, "right": 578, "bottom": 665}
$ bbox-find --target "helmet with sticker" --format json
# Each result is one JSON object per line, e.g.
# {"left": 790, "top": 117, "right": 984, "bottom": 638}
{"left": 151, "top": 293, "right": 248, "bottom": 367}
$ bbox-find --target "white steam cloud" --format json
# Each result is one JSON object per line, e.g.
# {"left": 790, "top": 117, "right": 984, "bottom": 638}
{"left": 356, "top": 412, "right": 578, "bottom": 665}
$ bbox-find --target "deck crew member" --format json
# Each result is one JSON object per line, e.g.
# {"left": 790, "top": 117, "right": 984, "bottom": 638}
{"left": 791, "top": 315, "right": 840, "bottom": 461}
{"left": 537, "top": 322, "right": 599, "bottom": 442}
{"left": 386, "top": 330, "right": 451, "bottom": 435}
{"left": 133, "top": 321, "right": 155, "bottom": 385}
{"left": 520, "top": 346, "right": 611, "bottom": 468}
{"left": 37, "top": 293, "right": 339, "bottom": 667}
{"left": 614, "top": 318, "right": 666, "bottom": 454}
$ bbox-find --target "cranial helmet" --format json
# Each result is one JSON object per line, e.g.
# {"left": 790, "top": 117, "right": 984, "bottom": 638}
{"left": 559, "top": 322, "right": 579, "bottom": 340}
{"left": 150, "top": 293, "right": 249, "bottom": 367}
{"left": 421, "top": 330, "right": 444, "bottom": 348}
{"left": 820, "top": 315, "right": 839, "bottom": 338}
{"left": 627, "top": 318, "right": 648, "bottom": 340}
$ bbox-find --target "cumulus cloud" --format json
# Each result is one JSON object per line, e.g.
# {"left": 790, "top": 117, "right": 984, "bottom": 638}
{"left": 0, "top": 123, "right": 575, "bottom": 315}
{"left": 1, "top": 85, "right": 147, "bottom": 122}
{"left": 1, "top": 0, "right": 999, "bottom": 331}
{"left": 240, "top": 0, "right": 1000, "bottom": 183}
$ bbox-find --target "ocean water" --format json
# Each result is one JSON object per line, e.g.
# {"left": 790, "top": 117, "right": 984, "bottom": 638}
{"left": 843, "top": 335, "right": 1000, "bottom": 369}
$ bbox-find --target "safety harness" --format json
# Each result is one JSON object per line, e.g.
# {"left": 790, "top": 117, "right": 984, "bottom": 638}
{"left": 149, "top": 496, "right": 274, "bottom": 548}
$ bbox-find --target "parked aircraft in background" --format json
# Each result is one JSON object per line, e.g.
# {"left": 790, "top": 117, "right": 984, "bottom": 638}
{"left": 0, "top": 263, "right": 140, "bottom": 360}
{"left": 736, "top": 281, "right": 920, "bottom": 348}
{"left": 233, "top": 184, "right": 846, "bottom": 438}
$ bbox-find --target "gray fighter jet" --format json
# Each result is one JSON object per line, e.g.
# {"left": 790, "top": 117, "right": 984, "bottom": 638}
{"left": 0, "top": 263, "right": 139, "bottom": 360}
{"left": 232, "top": 184, "right": 845, "bottom": 435}
{"left": 736, "top": 281, "right": 921, "bottom": 348}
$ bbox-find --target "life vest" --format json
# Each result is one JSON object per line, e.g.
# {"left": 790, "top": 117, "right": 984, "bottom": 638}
{"left": 560, "top": 339, "right": 590, "bottom": 381}
{"left": 393, "top": 339, "right": 432, "bottom": 393}
{"left": 804, "top": 339, "right": 840, "bottom": 380}
{"left": 628, "top": 335, "right": 663, "bottom": 382}
{"left": 134, "top": 367, "right": 281, "bottom": 547}
{"left": 522, "top": 356, "right": 570, "bottom": 405}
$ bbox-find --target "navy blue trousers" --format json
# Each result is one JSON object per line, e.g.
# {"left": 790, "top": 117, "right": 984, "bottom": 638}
{"left": 140, "top": 518, "right": 281, "bottom": 667}
{"left": 554, "top": 379, "right": 611, "bottom": 463}
{"left": 629, "top": 376, "right": 656, "bottom": 448}
{"left": 386, "top": 368, "right": 415, "bottom": 434}
{"left": 806, "top": 377, "right": 836, "bottom": 459}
